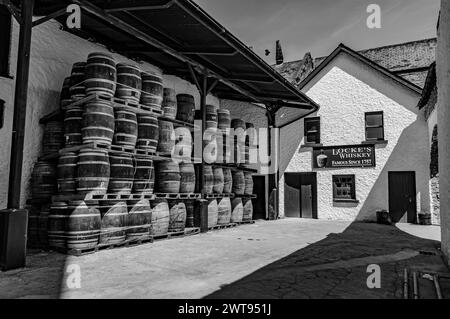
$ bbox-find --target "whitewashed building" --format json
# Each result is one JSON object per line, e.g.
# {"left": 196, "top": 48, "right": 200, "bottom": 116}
{"left": 275, "top": 41, "right": 436, "bottom": 223}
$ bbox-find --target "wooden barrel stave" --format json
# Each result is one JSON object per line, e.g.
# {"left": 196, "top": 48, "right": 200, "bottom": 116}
{"left": 108, "top": 153, "right": 134, "bottom": 195}
{"left": 85, "top": 52, "right": 117, "bottom": 98}
{"left": 136, "top": 114, "right": 159, "bottom": 152}
{"left": 155, "top": 161, "right": 180, "bottom": 193}
{"left": 232, "top": 171, "right": 245, "bottom": 195}
{"left": 31, "top": 161, "right": 57, "bottom": 200}
{"left": 231, "top": 198, "right": 244, "bottom": 223}
{"left": 176, "top": 94, "right": 195, "bottom": 124}
{"left": 157, "top": 120, "right": 175, "bottom": 154}
{"left": 116, "top": 63, "right": 142, "bottom": 103}
{"left": 132, "top": 157, "right": 154, "bottom": 195}
{"left": 244, "top": 172, "right": 254, "bottom": 195}
{"left": 48, "top": 202, "right": 69, "bottom": 248}
{"left": 179, "top": 162, "right": 196, "bottom": 193}
{"left": 223, "top": 168, "right": 233, "bottom": 194}
{"left": 57, "top": 152, "right": 78, "bottom": 194}
{"left": 213, "top": 167, "right": 224, "bottom": 194}
{"left": 203, "top": 165, "right": 214, "bottom": 194}
{"left": 127, "top": 199, "right": 152, "bottom": 240}
{"left": 141, "top": 72, "right": 163, "bottom": 108}
{"left": 168, "top": 200, "right": 186, "bottom": 233}
{"left": 69, "top": 62, "right": 86, "bottom": 100}
{"left": 76, "top": 149, "right": 110, "bottom": 196}
{"left": 66, "top": 200, "right": 101, "bottom": 250}
{"left": 243, "top": 198, "right": 253, "bottom": 222}
{"left": 207, "top": 199, "right": 218, "bottom": 228}
{"left": 113, "top": 108, "right": 138, "bottom": 148}
{"left": 217, "top": 197, "right": 232, "bottom": 225}
{"left": 64, "top": 107, "right": 83, "bottom": 147}
{"left": 151, "top": 199, "right": 170, "bottom": 236}
{"left": 98, "top": 200, "right": 128, "bottom": 245}
{"left": 82, "top": 100, "right": 115, "bottom": 146}
{"left": 162, "top": 88, "right": 177, "bottom": 119}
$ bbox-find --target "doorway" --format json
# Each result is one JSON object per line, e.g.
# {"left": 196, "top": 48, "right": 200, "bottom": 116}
{"left": 252, "top": 175, "right": 267, "bottom": 220}
{"left": 388, "top": 172, "right": 417, "bottom": 223}
{"left": 284, "top": 172, "right": 317, "bottom": 219}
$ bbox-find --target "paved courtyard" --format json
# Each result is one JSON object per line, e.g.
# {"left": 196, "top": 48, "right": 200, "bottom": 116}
{"left": 0, "top": 219, "right": 447, "bottom": 299}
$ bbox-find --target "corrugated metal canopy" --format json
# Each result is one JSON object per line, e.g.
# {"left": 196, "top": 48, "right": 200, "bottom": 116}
{"left": 32, "top": 0, "right": 319, "bottom": 114}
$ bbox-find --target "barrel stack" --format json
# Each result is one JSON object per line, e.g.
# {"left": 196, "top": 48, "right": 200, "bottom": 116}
{"left": 30, "top": 51, "right": 256, "bottom": 254}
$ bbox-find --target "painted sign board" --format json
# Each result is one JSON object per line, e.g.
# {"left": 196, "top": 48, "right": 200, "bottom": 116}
{"left": 313, "top": 144, "right": 376, "bottom": 169}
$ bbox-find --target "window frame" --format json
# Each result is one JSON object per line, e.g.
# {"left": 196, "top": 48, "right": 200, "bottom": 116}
{"left": 332, "top": 175, "right": 357, "bottom": 201}
{"left": 0, "top": 5, "right": 12, "bottom": 78}
{"left": 304, "top": 116, "right": 321, "bottom": 145}
{"left": 365, "top": 111, "right": 385, "bottom": 142}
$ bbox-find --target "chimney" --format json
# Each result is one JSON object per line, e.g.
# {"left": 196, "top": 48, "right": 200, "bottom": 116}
{"left": 276, "top": 40, "right": 284, "bottom": 65}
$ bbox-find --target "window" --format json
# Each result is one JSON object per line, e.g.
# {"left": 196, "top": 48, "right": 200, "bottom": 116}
{"left": 333, "top": 175, "right": 356, "bottom": 201}
{"left": 0, "top": 5, "right": 12, "bottom": 77}
{"left": 365, "top": 111, "right": 384, "bottom": 141}
{"left": 304, "top": 117, "right": 320, "bottom": 144}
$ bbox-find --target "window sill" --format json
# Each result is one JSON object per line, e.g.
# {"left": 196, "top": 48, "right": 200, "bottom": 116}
{"left": 300, "top": 143, "right": 323, "bottom": 149}
{"left": 333, "top": 199, "right": 360, "bottom": 204}
{"left": 362, "top": 140, "right": 388, "bottom": 145}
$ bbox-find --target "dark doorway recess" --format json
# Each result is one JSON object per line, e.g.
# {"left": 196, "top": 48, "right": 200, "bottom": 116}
{"left": 388, "top": 171, "right": 417, "bottom": 223}
{"left": 284, "top": 173, "right": 317, "bottom": 219}
{"left": 252, "top": 175, "right": 267, "bottom": 220}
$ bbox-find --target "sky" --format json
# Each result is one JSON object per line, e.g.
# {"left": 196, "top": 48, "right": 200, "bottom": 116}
{"left": 194, "top": 0, "right": 440, "bottom": 64}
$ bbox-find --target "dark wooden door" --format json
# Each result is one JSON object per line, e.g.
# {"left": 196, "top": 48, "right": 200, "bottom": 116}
{"left": 301, "top": 185, "right": 313, "bottom": 218}
{"left": 252, "top": 176, "right": 266, "bottom": 220}
{"left": 388, "top": 172, "right": 417, "bottom": 223}
{"left": 284, "top": 173, "right": 317, "bottom": 219}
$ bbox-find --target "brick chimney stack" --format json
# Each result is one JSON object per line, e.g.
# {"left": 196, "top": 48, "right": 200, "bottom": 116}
{"left": 276, "top": 40, "right": 284, "bottom": 65}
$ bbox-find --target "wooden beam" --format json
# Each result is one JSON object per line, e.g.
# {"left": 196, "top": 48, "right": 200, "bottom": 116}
{"left": 206, "top": 79, "right": 219, "bottom": 95}
{"left": 1, "top": 0, "right": 22, "bottom": 24}
{"left": 182, "top": 50, "right": 238, "bottom": 56}
{"left": 74, "top": 0, "right": 260, "bottom": 102}
{"left": 188, "top": 64, "right": 202, "bottom": 93}
{"left": 174, "top": 0, "right": 307, "bottom": 101}
{"left": 103, "top": 0, "right": 175, "bottom": 12}
{"left": 32, "top": 8, "right": 67, "bottom": 28}
{"left": 8, "top": 0, "right": 34, "bottom": 209}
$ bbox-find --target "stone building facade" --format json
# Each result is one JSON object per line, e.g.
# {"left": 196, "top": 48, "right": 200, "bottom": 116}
{"left": 275, "top": 42, "right": 434, "bottom": 223}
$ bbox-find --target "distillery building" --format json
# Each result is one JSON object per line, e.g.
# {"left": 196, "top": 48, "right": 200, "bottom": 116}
{"left": 275, "top": 39, "right": 437, "bottom": 223}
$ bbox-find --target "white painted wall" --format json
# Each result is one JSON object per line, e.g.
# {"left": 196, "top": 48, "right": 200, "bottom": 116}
{"left": 279, "top": 51, "right": 429, "bottom": 222}
{"left": 0, "top": 19, "right": 219, "bottom": 209}
{"left": 437, "top": 1, "right": 450, "bottom": 264}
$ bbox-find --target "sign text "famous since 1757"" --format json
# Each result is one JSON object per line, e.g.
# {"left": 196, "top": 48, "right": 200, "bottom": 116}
{"left": 313, "top": 144, "right": 376, "bottom": 169}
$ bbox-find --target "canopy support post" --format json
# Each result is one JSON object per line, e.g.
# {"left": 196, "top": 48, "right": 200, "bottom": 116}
{"left": 7, "top": 0, "right": 34, "bottom": 209}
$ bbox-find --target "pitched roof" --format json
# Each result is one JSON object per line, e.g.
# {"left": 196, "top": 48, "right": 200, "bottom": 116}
{"left": 274, "top": 38, "right": 436, "bottom": 88}
{"left": 296, "top": 44, "right": 423, "bottom": 94}
{"left": 417, "top": 62, "right": 437, "bottom": 109}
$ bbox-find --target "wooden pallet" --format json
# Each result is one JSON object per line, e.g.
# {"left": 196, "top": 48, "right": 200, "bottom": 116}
{"left": 62, "top": 93, "right": 163, "bottom": 116}
{"left": 208, "top": 223, "right": 237, "bottom": 231}
{"left": 52, "top": 193, "right": 156, "bottom": 203}
{"left": 236, "top": 220, "right": 256, "bottom": 225}
{"left": 53, "top": 236, "right": 154, "bottom": 256}
{"left": 151, "top": 227, "right": 200, "bottom": 241}
{"left": 234, "top": 194, "right": 257, "bottom": 199}
{"left": 155, "top": 193, "right": 202, "bottom": 200}
{"left": 205, "top": 193, "right": 235, "bottom": 199}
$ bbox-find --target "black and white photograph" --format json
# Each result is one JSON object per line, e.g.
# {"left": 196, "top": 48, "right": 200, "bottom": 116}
{"left": 1, "top": 0, "right": 450, "bottom": 306}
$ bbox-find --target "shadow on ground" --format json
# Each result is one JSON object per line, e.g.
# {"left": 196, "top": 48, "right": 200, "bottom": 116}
{"left": 205, "top": 222, "right": 448, "bottom": 299}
